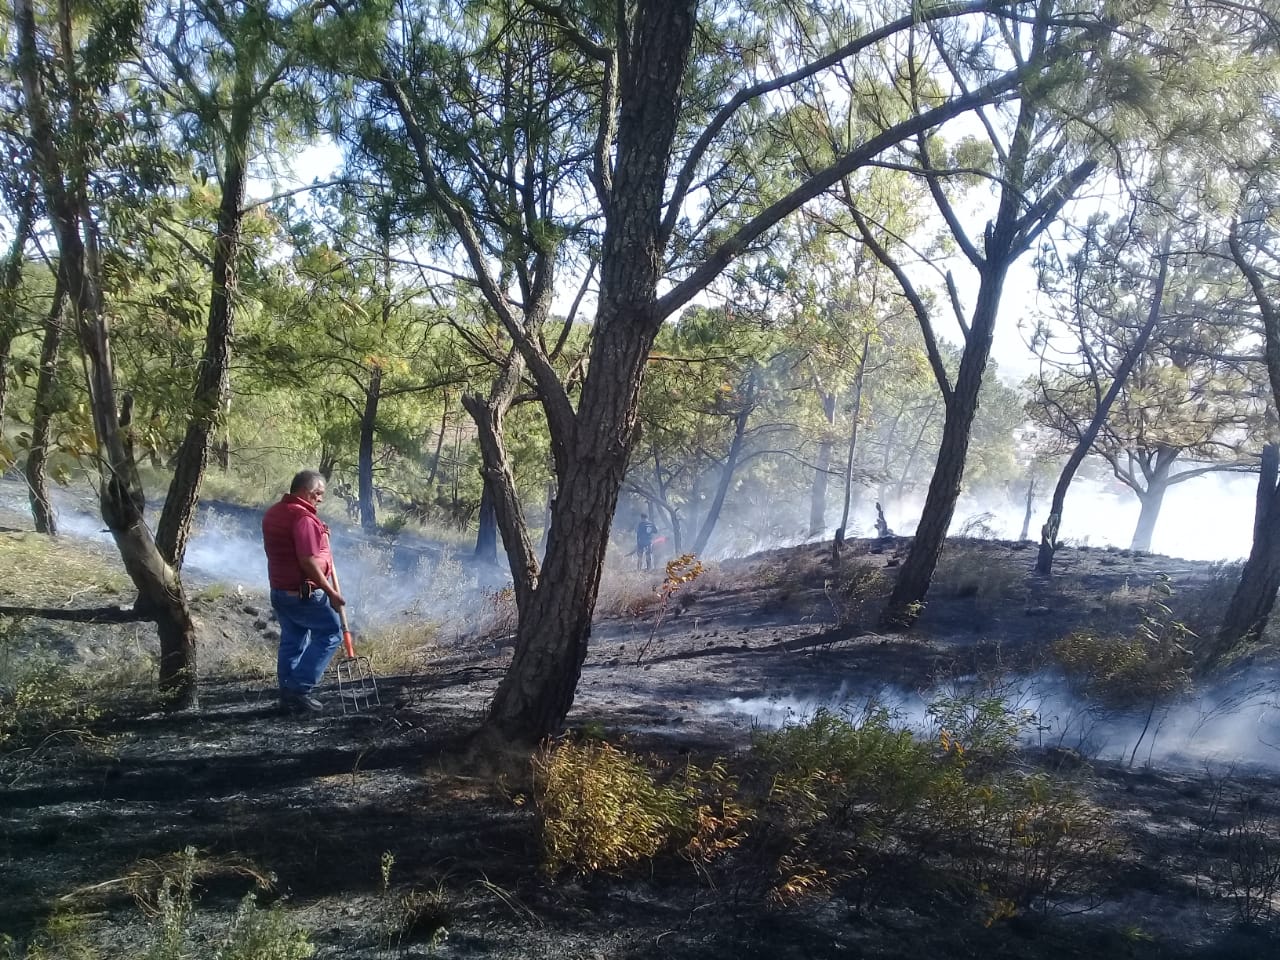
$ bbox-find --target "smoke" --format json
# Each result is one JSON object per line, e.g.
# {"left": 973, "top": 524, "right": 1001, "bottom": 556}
{"left": 682, "top": 469, "right": 1260, "bottom": 564}
{"left": 0, "top": 482, "right": 486, "bottom": 631}
{"left": 717, "top": 672, "right": 1280, "bottom": 773}
{"left": 183, "top": 509, "right": 487, "bottom": 632}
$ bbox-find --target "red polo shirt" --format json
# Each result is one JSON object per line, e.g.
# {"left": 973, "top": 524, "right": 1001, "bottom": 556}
{"left": 262, "top": 494, "right": 333, "bottom": 590}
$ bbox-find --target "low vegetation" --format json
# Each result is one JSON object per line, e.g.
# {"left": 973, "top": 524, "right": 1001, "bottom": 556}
{"left": 532, "top": 697, "right": 1119, "bottom": 919}
{"left": 2, "top": 848, "right": 312, "bottom": 960}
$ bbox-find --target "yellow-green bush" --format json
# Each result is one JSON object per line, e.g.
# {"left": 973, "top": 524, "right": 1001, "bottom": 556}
{"left": 751, "top": 704, "right": 1118, "bottom": 913}
{"left": 532, "top": 739, "right": 747, "bottom": 876}
{"left": 754, "top": 707, "right": 935, "bottom": 834}
{"left": 0, "top": 662, "right": 105, "bottom": 750}
{"left": 1052, "top": 627, "right": 1191, "bottom": 708}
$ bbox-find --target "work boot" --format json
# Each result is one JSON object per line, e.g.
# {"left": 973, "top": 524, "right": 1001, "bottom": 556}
{"left": 279, "top": 690, "right": 325, "bottom": 713}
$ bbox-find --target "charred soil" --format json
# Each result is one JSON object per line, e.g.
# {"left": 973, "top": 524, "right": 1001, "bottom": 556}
{"left": 2, "top": 511, "right": 1279, "bottom": 959}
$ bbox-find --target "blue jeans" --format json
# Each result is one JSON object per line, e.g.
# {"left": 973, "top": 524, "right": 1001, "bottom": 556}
{"left": 271, "top": 589, "right": 343, "bottom": 694}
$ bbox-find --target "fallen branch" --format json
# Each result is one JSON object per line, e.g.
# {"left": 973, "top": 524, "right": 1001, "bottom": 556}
{"left": 0, "top": 605, "right": 153, "bottom": 623}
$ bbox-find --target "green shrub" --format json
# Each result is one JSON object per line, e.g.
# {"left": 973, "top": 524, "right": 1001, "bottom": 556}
{"left": 5, "top": 909, "right": 100, "bottom": 960}
{"left": 824, "top": 563, "right": 887, "bottom": 629}
{"left": 216, "top": 894, "right": 314, "bottom": 960}
{"left": 531, "top": 739, "right": 746, "bottom": 876}
{"left": 925, "top": 691, "right": 1036, "bottom": 762}
{"left": 751, "top": 704, "right": 1119, "bottom": 914}
{"left": 754, "top": 706, "right": 935, "bottom": 835}
{"left": 0, "top": 659, "right": 111, "bottom": 751}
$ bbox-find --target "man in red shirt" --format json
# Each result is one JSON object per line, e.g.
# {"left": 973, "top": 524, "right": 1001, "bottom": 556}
{"left": 261, "top": 470, "right": 347, "bottom": 713}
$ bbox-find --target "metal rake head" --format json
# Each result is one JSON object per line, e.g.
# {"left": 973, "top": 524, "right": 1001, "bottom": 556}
{"left": 334, "top": 654, "right": 380, "bottom": 714}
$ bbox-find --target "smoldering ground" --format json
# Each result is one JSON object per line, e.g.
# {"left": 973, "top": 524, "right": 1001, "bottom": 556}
{"left": 4, "top": 488, "right": 1280, "bottom": 956}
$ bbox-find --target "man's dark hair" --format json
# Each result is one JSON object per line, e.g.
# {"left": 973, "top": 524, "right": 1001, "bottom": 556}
{"left": 290, "top": 470, "right": 325, "bottom": 494}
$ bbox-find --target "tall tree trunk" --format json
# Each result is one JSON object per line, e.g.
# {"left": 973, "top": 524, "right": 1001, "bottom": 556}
{"left": 426, "top": 392, "right": 449, "bottom": 487}
{"left": 1129, "top": 448, "right": 1176, "bottom": 552}
{"left": 463, "top": 353, "right": 539, "bottom": 609}
{"left": 0, "top": 187, "right": 34, "bottom": 425}
{"left": 691, "top": 367, "right": 756, "bottom": 556}
{"left": 358, "top": 364, "right": 382, "bottom": 531}
{"left": 1213, "top": 444, "right": 1280, "bottom": 660}
{"left": 659, "top": 503, "right": 682, "bottom": 553}
{"left": 892, "top": 400, "right": 939, "bottom": 505}
{"left": 474, "top": 474, "right": 498, "bottom": 563}
{"left": 883, "top": 257, "right": 1012, "bottom": 626}
{"left": 26, "top": 278, "right": 66, "bottom": 534}
{"left": 1019, "top": 478, "right": 1036, "bottom": 541}
{"left": 808, "top": 391, "right": 836, "bottom": 538}
{"left": 1037, "top": 237, "right": 1169, "bottom": 575}
{"left": 156, "top": 125, "right": 248, "bottom": 569}
{"left": 833, "top": 334, "right": 870, "bottom": 558}
{"left": 19, "top": 0, "right": 197, "bottom": 708}
{"left": 484, "top": 0, "right": 697, "bottom": 740}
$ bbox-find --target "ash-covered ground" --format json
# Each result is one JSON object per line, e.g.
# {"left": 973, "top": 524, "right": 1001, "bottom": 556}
{"left": 2, "top": 492, "right": 1279, "bottom": 959}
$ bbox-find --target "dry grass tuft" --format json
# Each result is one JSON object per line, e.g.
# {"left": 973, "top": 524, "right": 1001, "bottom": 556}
{"left": 0, "top": 531, "right": 130, "bottom": 608}
{"left": 350, "top": 620, "right": 441, "bottom": 675}
{"left": 932, "top": 543, "right": 1026, "bottom": 605}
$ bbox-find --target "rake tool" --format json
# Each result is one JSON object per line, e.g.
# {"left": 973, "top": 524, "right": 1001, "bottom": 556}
{"left": 330, "top": 565, "right": 380, "bottom": 714}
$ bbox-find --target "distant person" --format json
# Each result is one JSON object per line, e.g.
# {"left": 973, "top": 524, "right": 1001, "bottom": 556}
{"left": 261, "top": 470, "right": 346, "bottom": 714}
{"left": 635, "top": 513, "right": 658, "bottom": 571}
{"left": 874, "top": 502, "right": 894, "bottom": 538}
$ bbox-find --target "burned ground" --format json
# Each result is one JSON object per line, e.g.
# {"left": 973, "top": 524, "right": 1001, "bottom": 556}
{"left": 1, "top": 503, "right": 1278, "bottom": 959}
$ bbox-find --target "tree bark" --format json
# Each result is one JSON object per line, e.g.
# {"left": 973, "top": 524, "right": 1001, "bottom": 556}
{"left": 358, "top": 364, "right": 382, "bottom": 531}
{"left": 475, "top": 474, "right": 498, "bottom": 563}
{"left": 883, "top": 254, "right": 1012, "bottom": 626}
{"left": 18, "top": 0, "right": 198, "bottom": 708}
{"left": 426, "top": 391, "right": 449, "bottom": 488}
{"left": 691, "top": 366, "right": 756, "bottom": 556}
{"left": 892, "top": 401, "right": 939, "bottom": 506}
{"left": 1216, "top": 222, "right": 1280, "bottom": 661}
{"left": 1129, "top": 448, "right": 1176, "bottom": 552}
{"left": 1213, "top": 444, "right": 1280, "bottom": 659}
{"left": 834, "top": 333, "right": 870, "bottom": 558}
{"left": 484, "top": 0, "right": 697, "bottom": 740}
{"left": 156, "top": 125, "right": 248, "bottom": 569}
{"left": 1036, "top": 236, "right": 1169, "bottom": 575}
{"left": 0, "top": 187, "right": 34, "bottom": 426}
{"left": 808, "top": 391, "right": 836, "bottom": 538}
{"left": 1019, "top": 478, "right": 1036, "bottom": 541}
{"left": 462, "top": 353, "right": 539, "bottom": 609}
{"left": 26, "top": 278, "right": 66, "bottom": 535}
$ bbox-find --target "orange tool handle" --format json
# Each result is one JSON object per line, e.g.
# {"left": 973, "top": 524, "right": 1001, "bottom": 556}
{"left": 331, "top": 565, "right": 357, "bottom": 659}
{"left": 338, "top": 614, "right": 356, "bottom": 658}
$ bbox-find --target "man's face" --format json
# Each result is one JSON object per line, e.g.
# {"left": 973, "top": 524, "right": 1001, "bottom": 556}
{"left": 304, "top": 482, "right": 326, "bottom": 507}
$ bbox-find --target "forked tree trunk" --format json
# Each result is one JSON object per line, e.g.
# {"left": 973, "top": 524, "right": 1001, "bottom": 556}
{"left": 26, "top": 278, "right": 66, "bottom": 534}
{"left": 883, "top": 258, "right": 1012, "bottom": 626}
{"left": 1129, "top": 452, "right": 1176, "bottom": 552}
{"left": 808, "top": 391, "right": 836, "bottom": 538}
{"left": 18, "top": 0, "right": 197, "bottom": 708}
{"left": 1213, "top": 444, "right": 1280, "bottom": 660}
{"left": 463, "top": 353, "right": 539, "bottom": 609}
{"left": 318, "top": 448, "right": 337, "bottom": 481}
{"left": 1037, "top": 237, "right": 1169, "bottom": 575}
{"left": 358, "top": 364, "right": 382, "bottom": 531}
{"left": 691, "top": 367, "right": 756, "bottom": 556}
{"left": 484, "top": 0, "right": 697, "bottom": 740}
{"left": 156, "top": 128, "right": 248, "bottom": 569}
